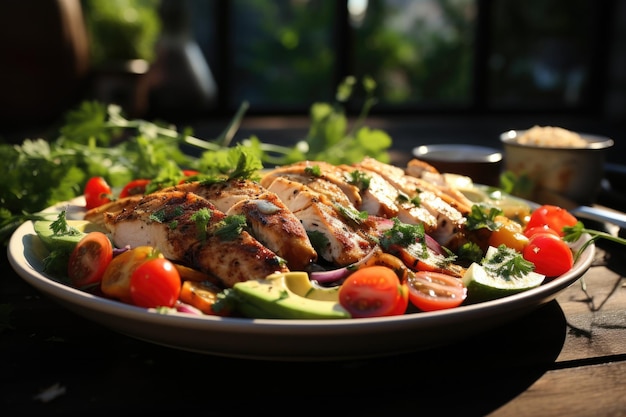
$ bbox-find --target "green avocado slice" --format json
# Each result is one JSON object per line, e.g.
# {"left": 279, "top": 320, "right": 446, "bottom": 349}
{"left": 232, "top": 273, "right": 351, "bottom": 319}
{"left": 33, "top": 219, "right": 106, "bottom": 254}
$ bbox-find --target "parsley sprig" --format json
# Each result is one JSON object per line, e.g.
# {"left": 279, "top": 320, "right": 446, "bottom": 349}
{"left": 563, "top": 221, "right": 626, "bottom": 262}
{"left": 483, "top": 245, "right": 535, "bottom": 280}
{"left": 1, "top": 76, "right": 392, "bottom": 247}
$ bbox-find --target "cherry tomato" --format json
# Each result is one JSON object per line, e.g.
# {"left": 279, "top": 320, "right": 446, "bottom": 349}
{"left": 523, "top": 233, "right": 574, "bottom": 278}
{"left": 524, "top": 224, "right": 560, "bottom": 239}
{"left": 119, "top": 179, "right": 150, "bottom": 198}
{"left": 179, "top": 169, "right": 201, "bottom": 184}
{"left": 84, "top": 177, "right": 112, "bottom": 210}
{"left": 405, "top": 271, "right": 467, "bottom": 312}
{"left": 101, "top": 246, "right": 162, "bottom": 303}
{"left": 525, "top": 205, "right": 578, "bottom": 237}
{"left": 338, "top": 266, "right": 409, "bottom": 318}
{"left": 130, "top": 258, "right": 182, "bottom": 308}
{"left": 67, "top": 232, "right": 113, "bottom": 288}
{"left": 182, "top": 169, "right": 200, "bottom": 177}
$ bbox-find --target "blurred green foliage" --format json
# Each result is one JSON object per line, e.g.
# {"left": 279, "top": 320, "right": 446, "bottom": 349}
{"left": 82, "top": 0, "right": 162, "bottom": 66}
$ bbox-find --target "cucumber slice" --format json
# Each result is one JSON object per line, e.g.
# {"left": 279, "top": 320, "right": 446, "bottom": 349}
{"left": 462, "top": 246, "right": 545, "bottom": 303}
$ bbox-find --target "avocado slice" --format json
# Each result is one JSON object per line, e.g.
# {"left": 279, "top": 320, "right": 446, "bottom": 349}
{"left": 33, "top": 219, "right": 106, "bottom": 254}
{"left": 232, "top": 272, "right": 351, "bottom": 319}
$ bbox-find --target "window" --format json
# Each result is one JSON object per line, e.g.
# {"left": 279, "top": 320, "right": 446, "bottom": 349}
{"left": 172, "top": 0, "right": 618, "bottom": 118}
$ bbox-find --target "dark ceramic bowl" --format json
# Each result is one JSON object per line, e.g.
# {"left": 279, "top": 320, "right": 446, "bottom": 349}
{"left": 412, "top": 144, "right": 503, "bottom": 186}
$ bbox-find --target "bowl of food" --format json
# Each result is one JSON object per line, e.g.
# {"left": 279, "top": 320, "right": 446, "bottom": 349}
{"left": 412, "top": 144, "right": 503, "bottom": 186}
{"left": 500, "top": 126, "right": 614, "bottom": 205}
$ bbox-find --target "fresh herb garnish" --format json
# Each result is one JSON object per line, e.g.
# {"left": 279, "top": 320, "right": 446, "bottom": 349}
{"left": 213, "top": 215, "right": 247, "bottom": 241}
{"left": 483, "top": 244, "right": 534, "bottom": 280}
{"left": 465, "top": 205, "right": 504, "bottom": 231}
{"left": 348, "top": 170, "right": 371, "bottom": 191}
{"left": 1, "top": 76, "right": 392, "bottom": 247}
{"left": 379, "top": 218, "right": 425, "bottom": 250}
{"left": 49, "top": 210, "right": 81, "bottom": 236}
{"left": 307, "top": 230, "right": 330, "bottom": 254}
{"left": 563, "top": 221, "right": 626, "bottom": 262}
{"left": 304, "top": 165, "right": 322, "bottom": 177}
{"left": 190, "top": 208, "right": 213, "bottom": 241}
{"left": 335, "top": 204, "right": 368, "bottom": 225}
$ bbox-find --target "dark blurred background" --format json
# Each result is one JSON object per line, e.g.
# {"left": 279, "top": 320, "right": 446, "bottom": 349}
{"left": 1, "top": 0, "right": 625, "bottom": 165}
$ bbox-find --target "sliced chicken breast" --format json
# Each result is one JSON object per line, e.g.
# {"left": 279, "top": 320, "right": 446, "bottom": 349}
{"left": 103, "top": 190, "right": 288, "bottom": 287}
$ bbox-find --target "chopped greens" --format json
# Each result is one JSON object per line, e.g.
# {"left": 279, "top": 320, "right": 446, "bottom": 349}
{"left": 304, "top": 165, "right": 322, "bottom": 177}
{"left": 335, "top": 204, "right": 369, "bottom": 226}
{"left": 379, "top": 218, "right": 425, "bottom": 250}
{"left": 483, "top": 244, "right": 535, "bottom": 280}
{"left": 347, "top": 170, "right": 371, "bottom": 191}
{"left": 190, "top": 208, "right": 213, "bottom": 241}
{"left": 465, "top": 205, "right": 504, "bottom": 231}
{"left": 213, "top": 215, "right": 247, "bottom": 241}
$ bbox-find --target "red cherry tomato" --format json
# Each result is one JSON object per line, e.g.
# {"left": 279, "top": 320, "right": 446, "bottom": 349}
{"left": 338, "top": 266, "right": 409, "bottom": 318}
{"left": 405, "top": 271, "right": 467, "bottom": 312}
{"left": 130, "top": 258, "right": 182, "bottom": 308}
{"left": 100, "top": 246, "right": 162, "bottom": 303}
{"left": 525, "top": 205, "right": 578, "bottom": 237}
{"left": 523, "top": 233, "right": 574, "bottom": 278}
{"left": 119, "top": 179, "right": 150, "bottom": 198}
{"left": 179, "top": 169, "right": 201, "bottom": 184}
{"left": 524, "top": 224, "right": 561, "bottom": 239}
{"left": 84, "top": 177, "right": 112, "bottom": 210}
{"left": 67, "top": 232, "right": 113, "bottom": 288}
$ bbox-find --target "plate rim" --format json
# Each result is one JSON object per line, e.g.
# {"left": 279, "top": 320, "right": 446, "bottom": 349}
{"left": 7, "top": 197, "right": 595, "bottom": 359}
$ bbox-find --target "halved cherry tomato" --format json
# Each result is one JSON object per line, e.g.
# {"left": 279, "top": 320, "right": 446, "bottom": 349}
{"left": 338, "top": 266, "right": 409, "bottom": 318}
{"left": 524, "top": 224, "right": 560, "bottom": 239}
{"left": 67, "top": 232, "right": 113, "bottom": 288}
{"left": 525, "top": 205, "right": 578, "bottom": 237}
{"left": 101, "top": 246, "right": 162, "bottom": 303}
{"left": 179, "top": 280, "right": 230, "bottom": 316}
{"left": 119, "top": 179, "right": 150, "bottom": 198}
{"left": 84, "top": 177, "right": 112, "bottom": 210}
{"left": 405, "top": 271, "right": 467, "bottom": 312}
{"left": 523, "top": 232, "right": 574, "bottom": 278}
{"left": 130, "top": 258, "right": 181, "bottom": 308}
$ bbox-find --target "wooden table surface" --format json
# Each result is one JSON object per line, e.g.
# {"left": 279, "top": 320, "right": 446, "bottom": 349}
{"left": 1, "top": 120, "right": 625, "bottom": 416}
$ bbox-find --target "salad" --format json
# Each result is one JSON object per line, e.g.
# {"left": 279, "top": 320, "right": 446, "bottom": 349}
{"left": 32, "top": 167, "right": 600, "bottom": 320}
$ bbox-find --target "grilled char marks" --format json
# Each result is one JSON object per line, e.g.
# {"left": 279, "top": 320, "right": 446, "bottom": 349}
{"left": 160, "top": 178, "right": 317, "bottom": 269}
{"left": 226, "top": 192, "right": 318, "bottom": 270}
{"left": 264, "top": 176, "right": 376, "bottom": 266}
{"left": 103, "top": 190, "right": 288, "bottom": 288}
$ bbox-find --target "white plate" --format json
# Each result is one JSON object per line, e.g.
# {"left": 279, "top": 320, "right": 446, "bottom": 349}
{"left": 7, "top": 197, "right": 595, "bottom": 361}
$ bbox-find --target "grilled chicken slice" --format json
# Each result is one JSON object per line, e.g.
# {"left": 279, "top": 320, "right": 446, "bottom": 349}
{"left": 103, "top": 190, "right": 288, "bottom": 288}
{"left": 405, "top": 158, "right": 474, "bottom": 213}
{"left": 84, "top": 195, "right": 143, "bottom": 227}
{"left": 353, "top": 157, "right": 466, "bottom": 245}
{"left": 340, "top": 164, "right": 439, "bottom": 234}
{"left": 262, "top": 160, "right": 362, "bottom": 207}
{"left": 264, "top": 176, "right": 376, "bottom": 266}
{"left": 86, "top": 179, "right": 317, "bottom": 270}
{"left": 225, "top": 191, "right": 317, "bottom": 270}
